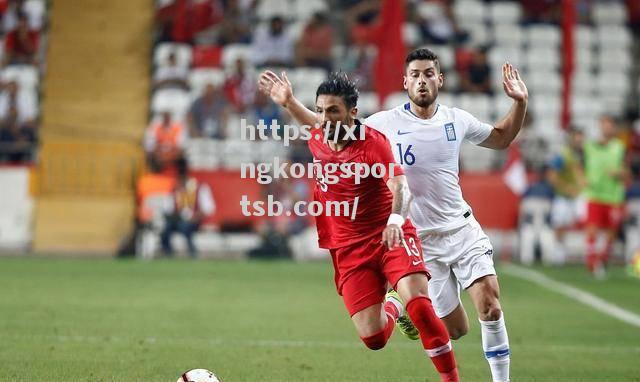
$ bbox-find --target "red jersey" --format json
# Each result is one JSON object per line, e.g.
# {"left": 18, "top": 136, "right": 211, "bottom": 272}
{"left": 308, "top": 122, "right": 403, "bottom": 249}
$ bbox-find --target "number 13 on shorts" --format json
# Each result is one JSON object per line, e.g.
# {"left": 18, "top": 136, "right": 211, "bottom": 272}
{"left": 403, "top": 237, "right": 423, "bottom": 266}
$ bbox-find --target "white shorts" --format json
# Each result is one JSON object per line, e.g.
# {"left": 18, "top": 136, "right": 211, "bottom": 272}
{"left": 551, "top": 196, "right": 585, "bottom": 228}
{"left": 419, "top": 216, "right": 496, "bottom": 318}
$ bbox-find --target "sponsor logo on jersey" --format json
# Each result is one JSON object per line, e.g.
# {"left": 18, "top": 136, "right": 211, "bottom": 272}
{"left": 444, "top": 123, "right": 456, "bottom": 141}
{"left": 397, "top": 130, "right": 412, "bottom": 135}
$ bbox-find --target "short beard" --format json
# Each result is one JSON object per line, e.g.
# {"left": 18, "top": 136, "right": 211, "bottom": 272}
{"left": 409, "top": 91, "right": 437, "bottom": 108}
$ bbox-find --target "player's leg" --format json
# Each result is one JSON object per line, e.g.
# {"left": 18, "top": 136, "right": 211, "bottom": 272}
{"left": 384, "top": 227, "right": 459, "bottom": 382}
{"left": 342, "top": 268, "right": 400, "bottom": 350}
{"left": 395, "top": 273, "right": 459, "bottom": 382}
{"left": 466, "top": 275, "right": 510, "bottom": 382}
{"left": 439, "top": 303, "right": 469, "bottom": 340}
{"left": 585, "top": 201, "right": 605, "bottom": 275}
{"left": 601, "top": 205, "right": 623, "bottom": 268}
{"left": 454, "top": 218, "right": 510, "bottom": 382}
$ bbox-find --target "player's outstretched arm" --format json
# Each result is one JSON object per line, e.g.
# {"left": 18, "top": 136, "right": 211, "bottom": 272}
{"left": 258, "top": 70, "right": 318, "bottom": 127}
{"left": 479, "top": 63, "right": 528, "bottom": 150}
{"left": 382, "top": 175, "right": 413, "bottom": 249}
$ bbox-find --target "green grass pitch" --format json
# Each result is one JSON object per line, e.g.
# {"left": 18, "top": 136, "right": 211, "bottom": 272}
{"left": 0, "top": 257, "right": 639, "bottom": 381}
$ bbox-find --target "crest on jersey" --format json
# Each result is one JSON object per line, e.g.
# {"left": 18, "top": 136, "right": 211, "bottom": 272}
{"left": 444, "top": 123, "right": 456, "bottom": 141}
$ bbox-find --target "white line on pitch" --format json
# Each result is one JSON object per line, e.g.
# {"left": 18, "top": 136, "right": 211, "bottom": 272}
{"left": 501, "top": 264, "right": 640, "bottom": 328}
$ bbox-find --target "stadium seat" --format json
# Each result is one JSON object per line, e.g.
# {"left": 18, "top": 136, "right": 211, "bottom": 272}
{"left": 530, "top": 94, "right": 561, "bottom": 121}
{"left": 597, "top": 71, "right": 630, "bottom": 96}
{"left": 416, "top": 1, "right": 443, "bottom": 20}
{"left": 527, "top": 70, "right": 562, "bottom": 96}
{"left": 357, "top": 92, "right": 380, "bottom": 119}
{"left": 383, "top": 91, "right": 408, "bottom": 110}
{"left": 492, "top": 24, "right": 524, "bottom": 47}
{"left": 293, "top": 0, "right": 329, "bottom": 21}
{"left": 221, "top": 44, "right": 253, "bottom": 69}
{"left": 526, "top": 25, "right": 561, "bottom": 47}
{"left": 255, "top": 0, "right": 294, "bottom": 20}
{"left": 596, "top": 26, "right": 632, "bottom": 48}
{"left": 575, "top": 47, "right": 595, "bottom": 72}
{"left": 460, "top": 142, "right": 495, "bottom": 172}
{"left": 493, "top": 96, "right": 513, "bottom": 119}
{"left": 23, "top": 0, "right": 45, "bottom": 30}
{"left": 221, "top": 139, "right": 258, "bottom": 169}
{"left": 188, "top": 68, "right": 226, "bottom": 96}
{"left": 593, "top": 2, "right": 628, "bottom": 25}
{"left": 192, "top": 45, "right": 223, "bottom": 68}
{"left": 155, "top": 0, "right": 174, "bottom": 8}
{"left": 289, "top": 67, "right": 327, "bottom": 95}
{"left": 488, "top": 2, "right": 521, "bottom": 24}
{"left": 443, "top": 70, "right": 459, "bottom": 92}
{"left": 572, "top": 70, "right": 596, "bottom": 95}
{"left": 453, "top": 0, "right": 486, "bottom": 27}
{"left": 524, "top": 48, "right": 560, "bottom": 70}
{"left": 431, "top": 45, "right": 454, "bottom": 70}
{"left": 403, "top": 22, "right": 422, "bottom": 47}
{"left": 286, "top": 20, "right": 307, "bottom": 42}
{"left": 489, "top": 47, "right": 522, "bottom": 70}
{"left": 571, "top": 95, "right": 603, "bottom": 119}
{"left": 518, "top": 198, "right": 556, "bottom": 266}
{"left": 458, "top": 94, "right": 491, "bottom": 122}
{"left": 436, "top": 92, "right": 456, "bottom": 108}
{"left": 575, "top": 26, "right": 594, "bottom": 49}
{"left": 150, "top": 89, "right": 192, "bottom": 121}
{"left": 154, "top": 43, "right": 193, "bottom": 68}
{"left": 597, "top": 49, "right": 632, "bottom": 72}
{"left": 625, "top": 200, "right": 640, "bottom": 262}
{"left": 0, "top": 65, "right": 39, "bottom": 90}
{"left": 466, "top": 23, "right": 491, "bottom": 46}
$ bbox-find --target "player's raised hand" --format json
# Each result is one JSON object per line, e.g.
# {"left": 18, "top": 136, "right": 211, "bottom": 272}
{"left": 502, "top": 63, "right": 528, "bottom": 103}
{"left": 258, "top": 70, "right": 293, "bottom": 107}
{"left": 382, "top": 225, "right": 403, "bottom": 249}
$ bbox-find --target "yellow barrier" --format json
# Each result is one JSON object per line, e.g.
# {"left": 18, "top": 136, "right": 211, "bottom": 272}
{"left": 36, "top": 139, "right": 144, "bottom": 197}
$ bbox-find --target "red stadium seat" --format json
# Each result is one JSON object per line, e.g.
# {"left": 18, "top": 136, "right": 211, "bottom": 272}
{"left": 192, "top": 45, "right": 222, "bottom": 68}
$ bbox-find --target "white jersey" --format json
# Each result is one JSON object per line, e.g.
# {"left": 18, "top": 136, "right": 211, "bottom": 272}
{"left": 365, "top": 102, "right": 493, "bottom": 234}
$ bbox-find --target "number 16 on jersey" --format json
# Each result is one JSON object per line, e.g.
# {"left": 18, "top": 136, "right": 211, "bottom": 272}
{"left": 396, "top": 143, "right": 415, "bottom": 166}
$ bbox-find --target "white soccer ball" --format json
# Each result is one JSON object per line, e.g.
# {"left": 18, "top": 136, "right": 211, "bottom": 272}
{"left": 177, "top": 369, "right": 221, "bottom": 382}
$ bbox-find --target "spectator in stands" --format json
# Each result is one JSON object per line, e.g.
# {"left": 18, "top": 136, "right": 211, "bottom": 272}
{"left": 156, "top": 0, "right": 224, "bottom": 44}
{"left": 0, "top": 106, "right": 34, "bottom": 162}
{"left": 0, "top": 81, "right": 37, "bottom": 127}
{"left": 341, "top": 43, "right": 375, "bottom": 92}
{"left": 459, "top": 48, "right": 492, "bottom": 94}
{"left": 223, "top": 58, "right": 255, "bottom": 113}
{"left": 295, "top": 12, "right": 333, "bottom": 72}
{"left": 153, "top": 51, "right": 189, "bottom": 91}
{"left": 583, "top": 115, "right": 629, "bottom": 278}
{"left": 251, "top": 16, "right": 294, "bottom": 68}
{"left": 161, "top": 158, "right": 215, "bottom": 258}
{"left": 548, "top": 126, "right": 586, "bottom": 262}
{"left": 251, "top": 89, "right": 283, "bottom": 127}
{"left": 2, "top": 0, "right": 43, "bottom": 32}
{"left": 627, "top": 118, "right": 640, "bottom": 177}
{"left": 144, "top": 111, "right": 187, "bottom": 170}
{"left": 188, "top": 83, "right": 228, "bottom": 139}
{"left": 217, "top": 0, "right": 253, "bottom": 45}
{"left": 4, "top": 12, "right": 39, "bottom": 66}
{"left": 413, "top": 0, "right": 468, "bottom": 45}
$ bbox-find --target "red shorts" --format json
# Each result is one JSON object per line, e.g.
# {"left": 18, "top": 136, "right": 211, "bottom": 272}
{"left": 586, "top": 201, "right": 623, "bottom": 230}
{"left": 329, "top": 220, "right": 429, "bottom": 316}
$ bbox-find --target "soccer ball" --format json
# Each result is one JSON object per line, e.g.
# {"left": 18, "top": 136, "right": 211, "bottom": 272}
{"left": 177, "top": 369, "right": 221, "bottom": 382}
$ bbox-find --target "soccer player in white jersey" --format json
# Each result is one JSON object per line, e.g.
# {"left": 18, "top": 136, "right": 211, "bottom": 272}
{"left": 258, "top": 48, "right": 528, "bottom": 382}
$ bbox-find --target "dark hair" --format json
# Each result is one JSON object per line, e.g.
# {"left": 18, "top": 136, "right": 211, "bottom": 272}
{"left": 316, "top": 72, "right": 359, "bottom": 109}
{"left": 405, "top": 48, "right": 440, "bottom": 72}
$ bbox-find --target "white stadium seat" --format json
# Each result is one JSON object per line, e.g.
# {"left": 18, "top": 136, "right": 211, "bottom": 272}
{"left": 154, "top": 43, "right": 192, "bottom": 68}
{"left": 293, "top": 0, "right": 328, "bottom": 21}
{"left": 526, "top": 25, "right": 561, "bottom": 47}
{"left": 458, "top": 94, "right": 492, "bottom": 122}
{"left": 357, "top": 92, "right": 380, "bottom": 119}
{"left": 431, "top": 45, "right": 454, "bottom": 70}
{"left": 403, "top": 22, "right": 422, "bottom": 47}
{"left": 575, "top": 26, "right": 594, "bottom": 49}
{"left": 593, "top": 2, "right": 627, "bottom": 25}
{"left": 527, "top": 70, "right": 562, "bottom": 96}
{"left": 417, "top": 1, "right": 444, "bottom": 20}
{"left": 489, "top": 47, "right": 522, "bottom": 69}
{"left": 1, "top": 65, "right": 39, "bottom": 90}
{"left": 256, "top": 0, "right": 294, "bottom": 20}
{"left": 597, "top": 71, "right": 630, "bottom": 95}
{"left": 221, "top": 44, "right": 253, "bottom": 69}
{"left": 572, "top": 70, "right": 596, "bottom": 96}
{"left": 597, "top": 49, "right": 632, "bottom": 72}
{"left": 383, "top": 91, "right": 408, "bottom": 110}
{"left": 575, "top": 47, "right": 595, "bottom": 72}
{"left": 466, "top": 23, "right": 491, "bottom": 46}
{"left": 597, "top": 26, "right": 632, "bottom": 48}
{"left": 453, "top": 0, "right": 486, "bottom": 27}
{"left": 489, "top": 2, "right": 521, "bottom": 24}
{"left": 150, "top": 89, "right": 191, "bottom": 121}
{"left": 188, "top": 68, "right": 226, "bottom": 97}
{"left": 525, "top": 47, "right": 560, "bottom": 70}
{"left": 571, "top": 95, "right": 603, "bottom": 119}
{"left": 436, "top": 92, "right": 456, "bottom": 109}
{"left": 492, "top": 24, "right": 524, "bottom": 47}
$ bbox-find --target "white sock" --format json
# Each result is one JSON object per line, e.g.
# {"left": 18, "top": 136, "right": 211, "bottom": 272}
{"left": 480, "top": 313, "right": 510, "bottom": 382}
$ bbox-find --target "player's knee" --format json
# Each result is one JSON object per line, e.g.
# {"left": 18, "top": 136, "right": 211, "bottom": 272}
{"left": 479, "top": 304, "right": 502, "bottom": 322}
{"left": 360, "top": 332, "right": 388, "bottom": 350}
{"left": 448, "top": 325, "right": 468, "bottom": 340}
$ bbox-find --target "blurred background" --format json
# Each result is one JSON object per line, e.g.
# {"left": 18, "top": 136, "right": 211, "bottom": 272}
{"left": 0, "top": 0, "right": 638, "bottom": 271}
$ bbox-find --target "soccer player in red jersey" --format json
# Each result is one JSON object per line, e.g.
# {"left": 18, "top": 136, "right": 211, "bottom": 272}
{"left": 259, "top": 71, "right": 459, "bottom": 382}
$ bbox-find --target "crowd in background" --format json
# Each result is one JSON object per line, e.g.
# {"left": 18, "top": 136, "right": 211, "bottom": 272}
{"left": 0, "top": 0, "right": 44, "bottom": 164}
